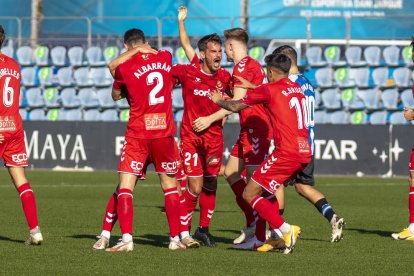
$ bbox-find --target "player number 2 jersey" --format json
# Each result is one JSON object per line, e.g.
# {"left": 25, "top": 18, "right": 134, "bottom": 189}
{"left": 0, "top": 53, "right": 22, "bottom": 134}
{"left": 113, "top": 50, "right": 175, "bottom": 139}
{"left": 240, "top": 77, "right": 311, "bottom": 162}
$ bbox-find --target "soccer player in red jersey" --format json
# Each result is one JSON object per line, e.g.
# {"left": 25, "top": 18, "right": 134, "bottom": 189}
{"left": 392, "top": 37, "right": 414, "bottom": 241}
{"left": 101, "top": 29, "right": 185, "bottom": 252}
{"left": 173, "top": 6, "right": 232, "bottom": 247}
{"left": 0, "top": 25, "right": 43, "bottom": 245}
{"left": 194, "top": 27, "right": 273, "bottom": 248}
{"left": 210, "top": 53, "right": 311, "bottom": 253}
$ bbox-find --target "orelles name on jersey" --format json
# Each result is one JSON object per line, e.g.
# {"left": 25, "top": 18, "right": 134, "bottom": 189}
{"left": 134, "top": 62, "right": 171, "bottom": 79}
{"left": 0, "top": 68, "right": 20, "bottom": 79}
{"left": 281, "top": 86, "right": 303, "bottom": 97}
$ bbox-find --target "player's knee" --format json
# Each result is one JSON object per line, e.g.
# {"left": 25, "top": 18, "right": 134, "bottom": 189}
{"left": 294, "top": 183, "right": 306, "bottom": 197}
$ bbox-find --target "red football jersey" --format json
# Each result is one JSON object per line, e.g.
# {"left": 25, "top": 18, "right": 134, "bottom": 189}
{"left": 240, "top": 78, "right": 311, "bottom": 162}
{"left": 0, "top": 53, "right": 22, "bottom": 134}
{"left": 232, "top": 56, "right": 270, "bottom": 131}
{"left": 172, "top": 55, "right": 231, "bottom": 138}
{"left": 113, "top": 50, "right": 175, "bottom": 139}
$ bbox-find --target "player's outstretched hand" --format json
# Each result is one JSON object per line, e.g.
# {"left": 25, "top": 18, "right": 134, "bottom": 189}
{"left": 178, "top": 6, "right": 188, "bottom": 21}
{"left": 193, "top": 117, "right": 213, "bottom": 132}
{"left": 0, "top": 134, "right": 4, "bottom": 144}
{"left": 209, "top": 89, "right": 223, "bottom": 104}
{"left": 234, "top": 75, "right": 257, "bottom": 90}
{"left": 403, "top": 107, "right": 414, "bottom": 121}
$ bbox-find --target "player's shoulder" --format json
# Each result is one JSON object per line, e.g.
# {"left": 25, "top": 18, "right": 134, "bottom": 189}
{"left": 1, "top": 54, "right": 19, "bottom": 68}
{"left": 158, "top": 49, "right": 173, "bottom": 59}
{"left": 217, "top": 67, "right": 231, "bottom": 80}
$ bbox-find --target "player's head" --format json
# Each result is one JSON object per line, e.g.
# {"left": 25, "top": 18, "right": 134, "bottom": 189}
{"left": 223, "top": 28, "right": 248, "bottom": 62}
{"left": 264, "top": 53, "right": 291, "bottom": 82}
{"left": 411, "top": 37, "right": 414, "bottom": 63}
{"left": 272, "top": 45, "right": 298, "bottom": 67}
{"left": 197, "top": 33, "right": 222, "bottom": 73}
{"left": 123, "top": 28, "right": 146, "bottom": 50}
{"left": 0, "top": 25, "right": 5, "bottom": 48}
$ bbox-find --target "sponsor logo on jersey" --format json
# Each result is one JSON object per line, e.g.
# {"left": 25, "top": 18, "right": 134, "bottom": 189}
{"left": 269, "top": 179, "right": 281, "bottom": 191}
{"left": 12, "top": 153, "right": 28, "bottom": 163}
{"left": 0, "top": 116, "right": 17, "bottom": 131}
{"left": 161, "top": 161, "right": 177, "bottom": 173}
{"left": 130, "top": 161, "right": 144, "bottom": 172}
{"left": 297, "top": 137, "right": 311, "bottom": 154}
{"left": 207, "top": 155, "right": 219, "bottom": 166}
{"left": 144, "top": 113, "right": 167, "bottom": 130}
{"left": 193, "top": 89, "right": 211, "bottom": 97}
{"left": 195, "top": 77, "right": 201, "bottom": 82}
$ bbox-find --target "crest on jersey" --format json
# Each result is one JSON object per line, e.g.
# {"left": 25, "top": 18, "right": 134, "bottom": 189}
{"left": 195, "top": 77, "right": 201, "bottom": 82}
{"left": 216, "top": 80, "right": 222, "bottom": 89}
{"left": 141, "top": 54, "right": 149, "bottom": 60}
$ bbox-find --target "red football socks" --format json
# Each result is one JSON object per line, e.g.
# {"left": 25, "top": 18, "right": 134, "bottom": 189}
{"left": 231, "top": 178, "right": 255, "bottom": 227}
{"left": 102, "top": 189, "right": 119, "bottom": 232}
{"left": 199, "top": 187, "right": 216, "bottom": 227}
{"left": 250, "top": 195, "right": 285, "bottom": 230}
{"left": 183, "top": 189, "right": 199, "bottom": 229}
{"left": 17, "top": 183, "right": 39, "bottom": 230}
{"left": 409, "top": 186, "right": 414, "bottom": 223}
{"left": 117, "top": 188, "right": 133, "bottom": 235}
{"left": 164, "top": 188, "right": 181, "bottom": 237}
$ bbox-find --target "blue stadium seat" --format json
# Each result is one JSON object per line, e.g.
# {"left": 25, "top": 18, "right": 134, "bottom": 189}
{"left": 16, "top": 46, "right": 33, "bottom": 66}
{"left": 51, "top": 46, "right": 67, "bottom": 66}
{"left": 46, "top": 109, "right": 63, "bottom": 121}
{"left": 28, "top": 109, "right": 47, "bottom": 121}
{"left": 315, "top": 68, "right": 334, "bottom": 88}
{"left": 97, "top": 88, "right": 116, "bottom": 108}
{"left": 1, "top": 46, "right": 14, "bottom": 58}
{"left": 74, "top": 67, "right": 93, "bottom": 87}
{"left": 314, "top": 89, "right": 322, "bottom": 109}
{"left": 174, "top": 109, "right": 184, "bottom": 122}
{"left": 57, "top": 67, "right": 73, "bottom": 87}
{"left": 78, "top": 88, "right": 100, "bottom": 108}
{"left": 160, "top": 46, "right": 173, "bottom": 55}
{"left": 392, "top": 67, "right": 411, "bottom": 88}
{"left": 25, "top": 88, "right": 44, "bottom": 108}
{"left": 63, "top": 109, "right": 83, "bottom": 121}
{"left": 43, "top": 87, "right": 60, "bottom": 108}
{"left": 401, "top": 89, "right": 414, "bottom": 108}
{"left": 306, "top": 46, "right": 326, "bottom": 67}
{"left": 248, "top": 46, "right": 265, "bottom": 65}
{"left": 321, "top": 88, "right": 341, "bottom": 110}
{"left": 103, "top": 46, "right": 119, "bottom": 64}
{"left": 402, "top": 46, "right": 413, "bottom": 66}
{"left": 226, "top": 113, "right": 240, "bottom": 123}
{"left": 372, "top": 67, "right": 389, "bottom": 87}
{"left": 116, "top": 98, "right": 129, "bottom": 109}
{"left": 357, "top": 89, "right": 380, "bottom": 110}
{"left": 350, "top": 67, "right": 370, "bottom": 88}
{"left": 345, "top": 46, "right": 366, "bottom": 67}
{"left": 383, "top": 46, "right": 400, "bottom": 66}
{"left": 329, "top": 110, "right": 349, "bottom": 124}
{"left": 369, "top": 111, "right": 388, "bottom": 125}
{"left": 90, "top": 67, "right": 112, "bottom": 87}
{"left": 119, "top": 109, "right": 130, "bottom": 122}
{"left": 363, "top": 46, "right": 381, "bottom": 66}
{"left": 172, "top": 88, "right": 184, "bottom": 109}
{"left": 101, "top": 109, "right": 119, "bottom": 121}
{"left": 389, "top": 111, "right": 407, "bottom": 125}
{"left": 175, "top": 47, "right": 189, "bottom": 64}
{"left": 61, "top": 88, "right": 81, "bottom": 108}
{"left": 68, "top": 46, "right": 84, "bottom": 66}
{"left": 381, "top": 89, "right": 399, "bottom": 110}
{"left": 34, "top": 46, "right": 49, "bottom": 66}
{"left": 324, "top": 46, "right": 346, "bottom": 67}
{"left": 21, "top": 67, "right": 37, "bottom": 86}
{"left": 314, "top": 110, "right": 328, "bottom": 124}
{"left": 84, "top": 109, "right": 101, "bottom": 121}
{"left": 334, "top": 67, "right": 355, "bottom": 88}
{"left": 19, "top": 108, "right": 28, "bottom": 120}
{"left": 37, "top": 67, "right": 53, "bottom": 86}
{"left": 86, "top": 46, "right": 105, "bottom": 66}
{"left": 341, "top": 88, "right": 365, "bottom": 110}
{"left": 350, "top": 111, "right": 368, "bottom": 124}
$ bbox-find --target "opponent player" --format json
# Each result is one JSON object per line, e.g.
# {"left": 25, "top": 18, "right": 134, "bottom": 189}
{"left": 392, "top": 37, "right": 414, "bottom": 241}
{"left": 173, "top": 6, "right": 232, "bottom": 247}
{"left": 0, "top": 25, "right": 43, "bottom": 245}
{"left": 193, "top": 27, "right": 272, "bottom": 248}
{"left": 102, "top": 28, "right": 185, "bottom": 252}
{"left": 210, "top": 53, "right": 311, "bottom": 254}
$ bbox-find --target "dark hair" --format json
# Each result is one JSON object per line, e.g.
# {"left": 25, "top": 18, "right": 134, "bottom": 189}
{"left": 197, "top": 33, "right": 222, "bottom": 52}
{"left": 0, "top": 25, "right": 5, "bottom": 48}
{"left": 123, "top": 28, "right": 145, "bottom": 47}
{"left": 411, "top": 37, "right": 414, "bottom": 48}
{"left": 272, "top": 45, "right": 297, "bottom": 65}
{"left": 223, "top": 28, "right": 249, "bottom": 45}
{"left": 265, "top": 53, "right": 291, "bottom": 74}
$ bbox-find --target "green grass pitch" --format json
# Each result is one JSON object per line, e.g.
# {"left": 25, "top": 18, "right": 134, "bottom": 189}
{"left": 0, "top": 170, "right": 413, "bottom": 275}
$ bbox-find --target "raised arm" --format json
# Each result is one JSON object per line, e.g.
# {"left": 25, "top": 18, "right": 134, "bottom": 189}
{"left": 178, "top": 6, "right": 196, "bottom": 62}
{"left": 108, "top": 44, "right": 157, "bottom": 77}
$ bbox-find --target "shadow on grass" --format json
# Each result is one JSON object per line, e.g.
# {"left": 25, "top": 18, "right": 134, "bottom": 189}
{"left": 67, "top": 234, "right": 98, "bottom": 240}
{"left": 0, "top": 235, "right": 25, "bottom": 244}
{"left": 346, "top": 228, "right": 393, "bottom": 237}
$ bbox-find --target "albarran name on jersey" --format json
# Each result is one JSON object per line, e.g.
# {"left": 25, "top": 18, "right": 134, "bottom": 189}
{"left": 134, "top": 62, "right": 171, "bottom": 79}
{"left": 0, "top": 68, "right": 20, "bottom": 80}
